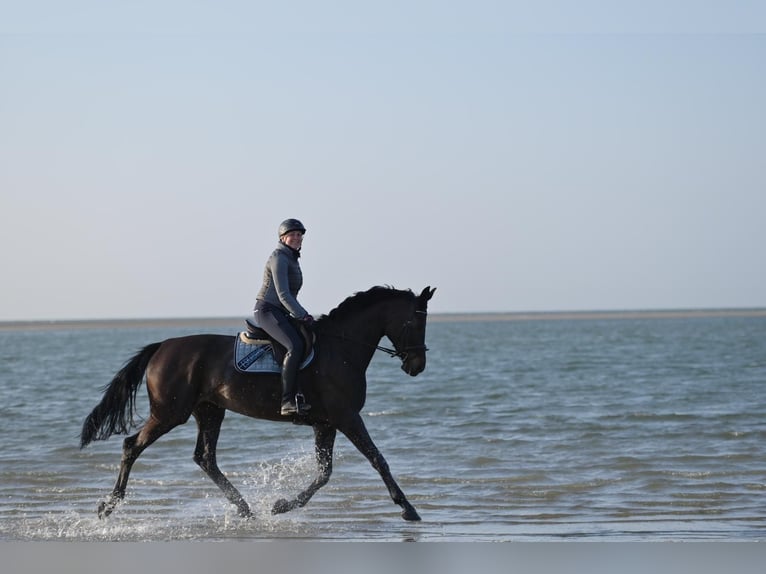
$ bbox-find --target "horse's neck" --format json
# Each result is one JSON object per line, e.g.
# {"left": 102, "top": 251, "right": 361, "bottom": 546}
{"left": 338, "top": 309, "right": 384, "bottom": 346}
{"left": 325, "top": 308, "right": 385, "bottom": 362}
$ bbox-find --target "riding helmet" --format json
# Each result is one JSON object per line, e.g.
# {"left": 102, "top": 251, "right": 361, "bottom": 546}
{"left": 278, "top": 218, "right": 307, "bottom": 237}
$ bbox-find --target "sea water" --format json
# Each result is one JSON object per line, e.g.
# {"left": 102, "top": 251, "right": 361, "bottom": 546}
{"left": 1, "top": 314, "right": 765, "bottom": 541}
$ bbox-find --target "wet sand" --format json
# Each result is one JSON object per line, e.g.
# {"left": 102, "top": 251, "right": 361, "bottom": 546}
{"left": 2, "top": 308, "right": 765, "bottom": 331}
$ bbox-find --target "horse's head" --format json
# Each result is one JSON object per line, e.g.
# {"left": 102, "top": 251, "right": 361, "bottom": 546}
{"left": 388, "top": 286, "right": 436, "bottom": 376}
{"left": 319, "top": 285, "right": 437, "bottom": 376}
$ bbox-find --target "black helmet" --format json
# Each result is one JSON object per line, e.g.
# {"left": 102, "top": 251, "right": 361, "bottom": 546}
{"left": 278, "top": 218, "right": 306, "bottom": 237}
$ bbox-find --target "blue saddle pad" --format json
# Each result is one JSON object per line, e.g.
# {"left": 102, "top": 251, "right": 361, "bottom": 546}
{"left": 233, "top": 333, "right": 314, "bottom": 374}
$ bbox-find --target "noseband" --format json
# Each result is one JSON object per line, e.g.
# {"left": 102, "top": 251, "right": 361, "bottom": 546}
{"left": 378, "top": 309, "right": 429, "bottom": 361}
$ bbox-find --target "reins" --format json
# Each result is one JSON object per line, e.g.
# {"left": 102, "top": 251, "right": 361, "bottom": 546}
{"left": 315, "top": 310, "right": 428, "bottom": 361}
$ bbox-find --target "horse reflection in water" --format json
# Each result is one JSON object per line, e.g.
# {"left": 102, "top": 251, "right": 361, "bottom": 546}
{"left": 81, "top": 286, "right": 435, "bottom": 521}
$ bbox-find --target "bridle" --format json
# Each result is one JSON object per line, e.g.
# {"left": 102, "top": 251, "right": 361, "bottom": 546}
{"left": 378, "top": 309, "right": 429, "bottom": 361}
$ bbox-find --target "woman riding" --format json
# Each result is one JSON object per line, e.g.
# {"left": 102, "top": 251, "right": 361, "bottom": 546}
{"left": 253, "top": 218, "right": 314, "bottom": 415}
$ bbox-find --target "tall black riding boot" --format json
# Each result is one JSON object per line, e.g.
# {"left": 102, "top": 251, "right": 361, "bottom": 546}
{"left": 280, "top": 351, "right": 310, "bottom": 415}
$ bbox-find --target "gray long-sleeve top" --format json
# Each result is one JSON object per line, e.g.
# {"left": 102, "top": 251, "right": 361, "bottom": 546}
{"left": 255, "top": 242, "right": 309, "bottom": 319}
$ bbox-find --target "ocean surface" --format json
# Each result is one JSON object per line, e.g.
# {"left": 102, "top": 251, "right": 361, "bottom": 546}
{"left": 1, "top": 312, "right": 765, "bottom": 541}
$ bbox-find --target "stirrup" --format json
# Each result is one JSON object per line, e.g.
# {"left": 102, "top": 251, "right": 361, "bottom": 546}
{"left": 279, "top": 393, "right": 311, "bottom": 416}
{"left": 280, "top": 394, "right": 311, "bottom": 416}
{"left": 295, "top": 393, "right": 311, "bottom": 415}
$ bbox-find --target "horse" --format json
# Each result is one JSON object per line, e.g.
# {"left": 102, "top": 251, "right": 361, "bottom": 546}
{"left": 80, "top": 285, "right": 436, "bottom": 521}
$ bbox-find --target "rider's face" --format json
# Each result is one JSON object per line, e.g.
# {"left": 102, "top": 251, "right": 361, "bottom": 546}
{"left": 281, "top": 230, "right": 304, "bottom": 251}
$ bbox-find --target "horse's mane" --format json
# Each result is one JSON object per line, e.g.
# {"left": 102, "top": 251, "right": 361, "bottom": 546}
{"left": 318, "top": 286, "right": 415, "bottom": 325}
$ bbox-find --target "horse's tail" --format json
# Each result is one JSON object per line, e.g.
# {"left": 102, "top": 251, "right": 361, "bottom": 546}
{"left": 80, "top": 342, "right": 162, "bottom": 448}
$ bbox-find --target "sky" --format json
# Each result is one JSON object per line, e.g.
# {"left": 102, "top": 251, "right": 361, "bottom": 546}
{"left": 1, "top": 1, "right": 765, "bottom": 321}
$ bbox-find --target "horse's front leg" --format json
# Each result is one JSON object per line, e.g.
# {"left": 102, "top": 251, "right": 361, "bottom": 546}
{"left": 272, "top": 423, "right": 336, "bottom": 515}
{"left": 340, "top": 414, "right": 421, "bottom": 521}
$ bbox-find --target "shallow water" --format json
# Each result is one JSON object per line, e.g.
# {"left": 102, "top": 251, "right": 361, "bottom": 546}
{"left": 1, "top": 314, "right": 765, "bottom": 540}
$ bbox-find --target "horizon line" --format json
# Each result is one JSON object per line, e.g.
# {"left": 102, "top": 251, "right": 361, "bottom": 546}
{"left": 2, "top": 306, "right": 766, "bottom": 331}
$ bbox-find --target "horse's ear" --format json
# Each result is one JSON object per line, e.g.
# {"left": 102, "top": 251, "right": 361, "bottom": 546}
{"left": 420, "top": 286, "right": 436, "bottom": 301}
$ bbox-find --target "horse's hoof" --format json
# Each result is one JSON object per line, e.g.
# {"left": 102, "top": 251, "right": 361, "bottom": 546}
{"left": 237, "top": 505, "right": 254, "bottom": 519}
{"left": 401, "top": 506, "right": 421, "bottom": 522}
{"left": 97, "top": 500, "right": 114, "bottom": 520}
{"left": 271, "top": 498, "right": 291, "bottom": 515}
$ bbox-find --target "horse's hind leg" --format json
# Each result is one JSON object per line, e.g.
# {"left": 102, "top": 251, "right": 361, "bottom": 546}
{"left": 98, "top": 417, "right": 176, "bottom": 519}
{"left": 192, "top": 402, "right": 252, "bottom": 518}
{"left": 272, "top": 423, "right": 336, "bottom": 515}
{"left": 341, "top": 414, "right": 421, "bottom": 521}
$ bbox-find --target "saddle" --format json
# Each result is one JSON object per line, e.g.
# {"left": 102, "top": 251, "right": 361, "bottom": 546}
{"left": 234, "top": 319, "right": 315, "bottom": 374}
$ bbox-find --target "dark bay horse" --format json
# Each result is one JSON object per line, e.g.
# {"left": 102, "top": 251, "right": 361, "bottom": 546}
{"left": 80, "top": 285, "right": 435, "bottom": 521}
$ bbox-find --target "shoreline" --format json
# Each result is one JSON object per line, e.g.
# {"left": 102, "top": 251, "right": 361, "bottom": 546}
{"left": 2, "top": 308, "right": 766, "bottom": 331}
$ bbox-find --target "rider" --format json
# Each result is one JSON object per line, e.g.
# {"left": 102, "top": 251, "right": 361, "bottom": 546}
{"left": 253, "top": 218, "right": 314, "bottom": 415}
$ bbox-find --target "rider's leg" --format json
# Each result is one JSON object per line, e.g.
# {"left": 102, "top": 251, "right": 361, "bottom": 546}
{"left": 253, "top": 306, "right": 309, "bottom": 415}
